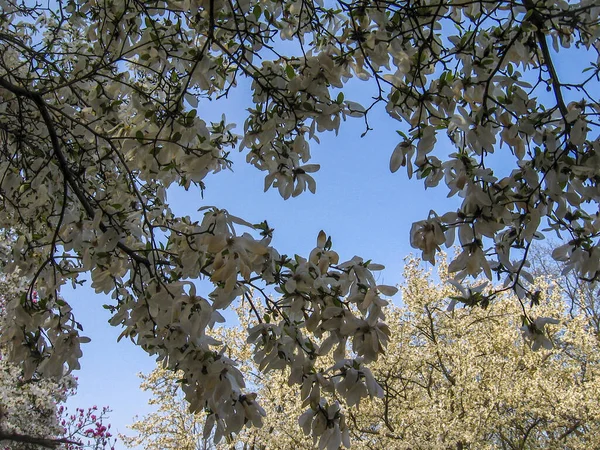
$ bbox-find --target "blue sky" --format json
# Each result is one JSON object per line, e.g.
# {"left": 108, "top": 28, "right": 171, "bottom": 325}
{"left": 62, "top": 37, "right": 597, "bottom": 449}
{"left": 63, "top": 75, "right": 461, "bottom": 447}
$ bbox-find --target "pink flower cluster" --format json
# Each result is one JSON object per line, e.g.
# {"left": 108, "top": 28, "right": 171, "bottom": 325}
{"left": 60, "top": 405, "right": 116, "bottom": 450}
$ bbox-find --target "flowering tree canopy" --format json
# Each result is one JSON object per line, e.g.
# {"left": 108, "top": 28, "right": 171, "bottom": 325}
{"left": 125, "top": 258, "right": 600, "bottom": 449}
{"left": 0, "top": 0, "right": 599, "bottom": 443}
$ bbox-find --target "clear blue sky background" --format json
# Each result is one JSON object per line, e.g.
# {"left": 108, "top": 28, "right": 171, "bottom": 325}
{"left": 63, "top": 74, "right": 461, "bottom": 447}
{"left": 63, "top": 44, "right": 594, "bottom": 448}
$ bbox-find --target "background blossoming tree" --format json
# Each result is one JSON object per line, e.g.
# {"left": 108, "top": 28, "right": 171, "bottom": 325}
{"left": 0, "top": 366, "right": 116, "bottom": 450}
{"left": 124, "top": 258, "right": 600, "bottom": 449}
{"left": 0, "top": 0, "right": 599, "bottom": 445}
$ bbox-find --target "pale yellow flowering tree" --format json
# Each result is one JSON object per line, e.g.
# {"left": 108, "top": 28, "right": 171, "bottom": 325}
{"left": 120, "top": 368, "right": 210, "bottom": 450}
{"left": 124, "top": 257, "right": 600, "bottom": 449}
{"left": 339, "top": 260, "right": 600, "bottom": 449}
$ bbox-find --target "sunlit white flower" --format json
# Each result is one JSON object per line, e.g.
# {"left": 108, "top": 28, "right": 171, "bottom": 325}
{"left": 410, "top": 212, "right": 446, "bottom": 264}
{"left": 521, "top": 317, "right": 560, "bottom": 351}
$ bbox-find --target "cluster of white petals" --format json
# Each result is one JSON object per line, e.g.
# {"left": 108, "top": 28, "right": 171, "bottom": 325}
{"left": 520, "top": 316, "right": 561, "bottom": 350}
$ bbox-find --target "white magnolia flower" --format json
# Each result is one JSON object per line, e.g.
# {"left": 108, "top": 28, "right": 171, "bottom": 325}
{"left": 521, "top": 317, "right": 560, "bottom": 351}
{"left": 410, "top": 212, "right": 446, "bottom": 264}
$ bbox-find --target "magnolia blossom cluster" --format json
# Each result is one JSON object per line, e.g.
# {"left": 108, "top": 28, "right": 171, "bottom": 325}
{"left": 162, "top": 226, "right": 393, "bottom": 444}
{"left": 126, "top": 303, "right": 385, "bottom": 450}
{"left": 0, "top": 0, "right": 599, "bottom": 444}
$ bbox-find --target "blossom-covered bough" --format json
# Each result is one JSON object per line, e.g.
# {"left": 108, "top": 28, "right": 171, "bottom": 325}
{"left": 0, "top": 0, "right": 598, "bottom": 447}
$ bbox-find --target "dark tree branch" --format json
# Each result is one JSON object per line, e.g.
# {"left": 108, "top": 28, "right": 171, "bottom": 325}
{"left": 0, "top": 431, "right": 81, "bottom": 449}
{"left": 0, "top": 75, "right": 153, "bottom": 269}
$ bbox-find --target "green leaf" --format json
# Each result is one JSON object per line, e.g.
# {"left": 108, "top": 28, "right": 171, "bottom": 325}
{"left": 136, "top": 130, "right": 144, "bottom": 142}
{"left": 285, "top": 65, "right": 295, "bottom": 80}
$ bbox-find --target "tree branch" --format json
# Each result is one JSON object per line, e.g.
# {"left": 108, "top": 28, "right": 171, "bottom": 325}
{"left": 522, "top": 0, "right": 569, "bottom": 122}
{"left": 0, "top": 75, "right": 153, "bottom": 269}
{"left": 0, "top": 431, "right": 81, "bottom": 449}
